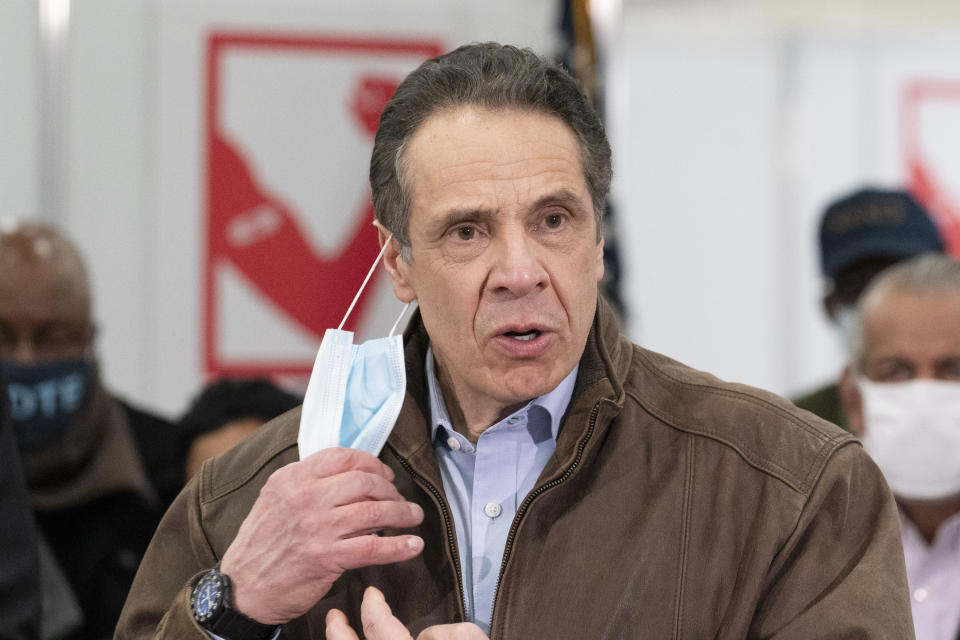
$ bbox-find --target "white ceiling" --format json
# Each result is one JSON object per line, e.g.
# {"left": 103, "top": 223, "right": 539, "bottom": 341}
{"left": 620, "top": 0, "right": 960, "bottom": 31}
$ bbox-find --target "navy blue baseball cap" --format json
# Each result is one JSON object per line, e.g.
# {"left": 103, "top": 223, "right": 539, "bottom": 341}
{"left": 819, "top": 188, "right": 944, "bottom": 279}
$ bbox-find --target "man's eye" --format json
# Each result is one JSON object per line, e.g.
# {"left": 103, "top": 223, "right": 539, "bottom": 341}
{"left": 37, "top": 327, "right": 87, "bottom": 349}
{"left": 936, "top": 359, "right": 960, "bottom": 380}
{"left": 869, "top": 361, "right": 913, "bottom": 382}
{"left": 544, "top": 213, "right": 564, "bottom": 229}
{"left": 455, "top": 226, "right": 474, "bottom": 240}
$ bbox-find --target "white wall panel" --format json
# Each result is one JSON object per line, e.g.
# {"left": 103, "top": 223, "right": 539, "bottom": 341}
{"left": 610, "top": 22, "right": 787, "bottom": 391}
{"left": 65, "top": 0, "right": 156, "bottom": 412}
{"left": 0, "top": 0, "right": 39, "bottom": 220}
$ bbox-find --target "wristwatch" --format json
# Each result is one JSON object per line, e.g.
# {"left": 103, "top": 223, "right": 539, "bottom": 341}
{"left": 190, "top": 566, "right": 278, "bottom": 640}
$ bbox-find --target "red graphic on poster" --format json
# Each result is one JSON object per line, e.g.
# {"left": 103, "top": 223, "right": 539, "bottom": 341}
{"left": 205, "top": 34, "right": 444, "bottom": 376}
{"left": 902, "top": 79, "right": 960, "bottom": 256}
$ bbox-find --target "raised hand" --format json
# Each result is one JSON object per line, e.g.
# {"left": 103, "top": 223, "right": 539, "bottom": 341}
{"left": 219, "top": 448, "right": 425, "bottom": 625}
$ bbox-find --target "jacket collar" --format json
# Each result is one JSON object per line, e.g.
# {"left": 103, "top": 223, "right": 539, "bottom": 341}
{"left": 424, "top": 345, "right": 578, "bottom": 446}
{"left": 385, "top": 295, "right": 629, "bottom": 488}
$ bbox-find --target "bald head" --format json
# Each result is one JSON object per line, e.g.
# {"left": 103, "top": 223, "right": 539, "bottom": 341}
{"left": 0, "top": 221, "right": 94, "bottom": 363}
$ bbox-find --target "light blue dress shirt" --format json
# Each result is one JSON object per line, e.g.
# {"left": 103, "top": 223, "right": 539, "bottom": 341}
{"left": 425, "top": 348, "right": 578, "bottom": 634}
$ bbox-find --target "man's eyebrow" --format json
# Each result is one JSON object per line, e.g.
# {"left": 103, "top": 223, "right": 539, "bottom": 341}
{"left": 428, "top": 208, "right": 497, "bottom": 234}
{"left": 867, "top": 355, "right": 911, "bottom": 369}
{"left": 529, "top": 189, "right": 589, "bottom": 213}
{"left": 427, "top": 189, "right": 588, "bottom": 235}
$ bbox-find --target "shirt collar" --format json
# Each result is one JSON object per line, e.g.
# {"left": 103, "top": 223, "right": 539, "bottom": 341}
{"left": 425, "top": 346, "right": 578, "bottom": 443}
{"left": 899, "top": 505, "right": 960, "bottom": 550}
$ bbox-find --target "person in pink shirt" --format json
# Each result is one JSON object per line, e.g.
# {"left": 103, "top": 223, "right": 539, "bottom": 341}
{"left": 840, "top": 253, "right": 960, "bottom": 640}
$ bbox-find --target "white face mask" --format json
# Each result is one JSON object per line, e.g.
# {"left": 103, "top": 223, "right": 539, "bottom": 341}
{"left": 858, "top": 378, "right": 960, "bottom": 502}
{"left": 298, "top": 236, "right": 410, "bottom": 459}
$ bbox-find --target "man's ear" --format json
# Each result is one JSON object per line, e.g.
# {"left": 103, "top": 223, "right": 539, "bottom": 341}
{"left": 87, "top": 321, "right": 99, "bottom": 346}
{"left": 593, "top": 236, "right": 605, "bottom": 283}
{"left": 82, "top": 321, "right": 99, "bottom": 357}
{"left": 375, "top": 222, "right": 416, "bottom": 303}
{"left": 822, "top": 291, "right": 838, "bottom": 323}
{"left": 838, "top": 364, "right": 865, "bottom": 436}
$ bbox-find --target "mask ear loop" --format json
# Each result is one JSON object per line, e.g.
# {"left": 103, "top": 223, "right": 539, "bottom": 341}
{"left": 338, "top": 234, "right": 411, "bottom": 336}
{"left": 389, "top": 302, "right": 412, "bottom": 338}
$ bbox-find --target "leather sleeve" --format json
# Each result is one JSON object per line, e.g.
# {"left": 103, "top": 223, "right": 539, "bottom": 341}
{"left": 114, "top": 472, "right": 214, "bottom": 639}
{"left": 749, "top": 441, "right": 915, "bottom": 639}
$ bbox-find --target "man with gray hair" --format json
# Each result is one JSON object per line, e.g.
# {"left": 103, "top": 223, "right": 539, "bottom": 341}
{"left": 838, "top": 253, "right": 960, "bottom": 640}
{"left": 118, "top": 42, "right": 913, "bottom": 639}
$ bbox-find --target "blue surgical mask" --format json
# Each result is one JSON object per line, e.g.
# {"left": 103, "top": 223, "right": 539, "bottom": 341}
{"left": 298, "top": 236, "right": 409, "bottom": 459}
{"left": 3, "top": 358, "right": 94, "bottom": 450}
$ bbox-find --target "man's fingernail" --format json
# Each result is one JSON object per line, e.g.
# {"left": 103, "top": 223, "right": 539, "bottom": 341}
{"left": 407, "top": 536, "right": 424, "bottom": 551}
{"left": 409, "top": 503, "right": 423, "bottom": 519}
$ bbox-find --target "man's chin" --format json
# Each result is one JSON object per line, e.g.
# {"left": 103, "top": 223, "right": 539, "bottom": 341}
{"left": 494, "top": 366, "right": 567, "bottom": 402}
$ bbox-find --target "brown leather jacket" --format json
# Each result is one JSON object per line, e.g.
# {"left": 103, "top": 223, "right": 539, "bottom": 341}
{"left": 116, "top": 301, "right": 914, "bottom": 639}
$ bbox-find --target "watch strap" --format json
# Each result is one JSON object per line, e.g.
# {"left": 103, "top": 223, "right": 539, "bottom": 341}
{"left": 193, "top": 567, "right": 279, "bottom": 640}
{"left": 207, "top": 607, "right": 279, "bottom": 640}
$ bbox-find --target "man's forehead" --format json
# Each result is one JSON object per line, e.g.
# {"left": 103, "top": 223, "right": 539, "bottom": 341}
{"left": 403, "top": 106, "right": 589, "bottom": 211}
{"left": 409, "top": 106, "right": 580, "bottom": 163}
{"left": 864, "top": 287, "right": 960, "bottom": 318}
{"left": 863, "top": 289, "right": 960, "bottom": 353}
{"left": 0, "top": 252, "right": 91, "bottom": 322}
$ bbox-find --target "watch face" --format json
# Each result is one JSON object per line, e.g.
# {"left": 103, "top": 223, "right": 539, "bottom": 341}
{"left": 192, "top": 572, "right": 224, "bottom": 623}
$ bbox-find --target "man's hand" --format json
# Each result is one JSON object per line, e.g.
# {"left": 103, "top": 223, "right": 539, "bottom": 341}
{"left": 325, "top": 587, "right": 488, "bottom": 640}
{"left": 219, "top": 448, "right": 425, "bottom": 625}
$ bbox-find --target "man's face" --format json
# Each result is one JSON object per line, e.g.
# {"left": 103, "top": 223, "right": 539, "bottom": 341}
{"left": 859, "top": 289, "right": 960, "bottom": 383}
{"left": 843, "top": 288, "right": 960, "bottom": 433}
{"left": 0, "top": 254, "right": 92, "bottom": 364}
{"left": 382, "top": 106, "right": 604, "bottom": 420}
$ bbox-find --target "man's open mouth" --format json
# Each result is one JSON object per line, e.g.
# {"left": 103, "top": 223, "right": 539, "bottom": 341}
{"left": 504, "top": 329, "right": 541, "bottom": 341}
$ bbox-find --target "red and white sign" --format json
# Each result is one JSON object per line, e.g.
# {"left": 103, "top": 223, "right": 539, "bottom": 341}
{"left": 901, "top": 79, "right": 960, "bottom": 256}
{"left": 204, "top": 33, "right": 443, "bottom": 377}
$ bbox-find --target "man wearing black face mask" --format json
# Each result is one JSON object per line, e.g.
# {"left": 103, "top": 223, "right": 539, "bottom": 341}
{"left": 0, "top": 221, "right": 182, "bottom": 640}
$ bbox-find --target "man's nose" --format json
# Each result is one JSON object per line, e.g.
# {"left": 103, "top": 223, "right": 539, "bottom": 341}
{"left": 486, "top": 232, "right": 548, "bottom": 297}
{"left": 6, "top": 336, "right": 38, "bottom": 364}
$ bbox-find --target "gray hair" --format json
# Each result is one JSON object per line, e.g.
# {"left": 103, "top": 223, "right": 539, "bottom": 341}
{"left": 369, "top": 42, "right": 612, "bottom": 256}
{"left": 848, "top": 253, "right": 960, "bottom": 367}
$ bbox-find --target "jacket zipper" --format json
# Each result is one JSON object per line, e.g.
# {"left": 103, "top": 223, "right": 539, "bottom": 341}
{"left": 394, "top": 454, "right": 467, "bottom": 621}
{"left": 488, "top": 400, "right": 603, "bottom": 638}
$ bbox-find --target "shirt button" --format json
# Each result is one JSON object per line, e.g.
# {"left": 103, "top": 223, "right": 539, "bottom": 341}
{"left": 507, "top": 416, "right": 520, "bottom": 424}
{"left": 483, "top": 502, "right": 502, "bottom": 518}
{"left": 913, "top": 587, "right": 929, "bottom": 603}
{"left": 446, "top": 436, "right": 461, "bottom": 451}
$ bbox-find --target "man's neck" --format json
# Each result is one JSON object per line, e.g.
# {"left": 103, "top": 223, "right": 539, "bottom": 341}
{"left": 435, "top": 360, "right": 528, "bottom": 444}
{"left": 900, "top": 495, "right": 960, "bottom": 544}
